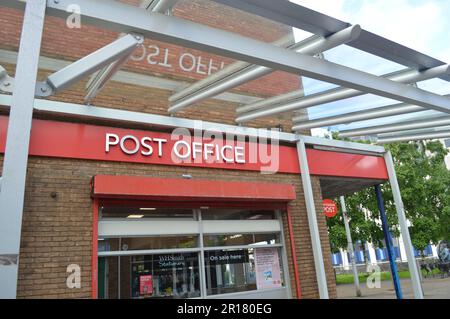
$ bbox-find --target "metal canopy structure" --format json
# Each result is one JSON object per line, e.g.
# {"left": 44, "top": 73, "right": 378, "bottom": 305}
{"left": 212, "top": 0, "right": 450, "bottom": 145}
{"left": 2, "top": 0, "right": 449, "bottom": 299}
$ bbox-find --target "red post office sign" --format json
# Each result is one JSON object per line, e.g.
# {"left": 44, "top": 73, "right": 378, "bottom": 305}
{"left": 323, "top": 199, "right": 338, "bottom": 218}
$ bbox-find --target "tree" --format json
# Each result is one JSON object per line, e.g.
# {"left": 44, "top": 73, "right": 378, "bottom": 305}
{"left": 326, "top": 137, "right": 450, "bottom": 256}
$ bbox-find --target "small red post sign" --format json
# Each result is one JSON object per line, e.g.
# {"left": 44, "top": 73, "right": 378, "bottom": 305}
{"left": 323, "top": 199, "right": 338, "bottom": 218}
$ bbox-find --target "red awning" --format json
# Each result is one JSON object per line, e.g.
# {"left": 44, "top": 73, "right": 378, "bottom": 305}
{"left": 91, "top": 175, "right": 296, "bottom": 202}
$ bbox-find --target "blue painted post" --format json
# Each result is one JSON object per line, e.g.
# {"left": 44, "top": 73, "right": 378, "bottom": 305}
{"left": 374, "top": 184, "right": 403, "bottom": 299}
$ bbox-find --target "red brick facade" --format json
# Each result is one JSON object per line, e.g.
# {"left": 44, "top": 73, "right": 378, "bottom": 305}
{"left": 0, "top": 0, "right": 337, "bottom": 299}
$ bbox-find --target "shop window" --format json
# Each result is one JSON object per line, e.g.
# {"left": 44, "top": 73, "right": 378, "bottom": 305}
{"left": 100, "top": 206, "right": 195, "bottom": 220}
{"left": 100, "top": 235, "right": 198, "bottom": 251}
{"left": 97, "top": 206, "right": 287, "bottom": 299}
{"left": 131, "top": 253, "right": 201, "bottom": 299}
{"left": 203, "top": 233, "right": 279, "bottom": 247}
{"left": 201, "top": 209, "right": 275, "bottom": 220}
{"left": 98, "top": 253, "right": 201, "bottom": 299}
{"left": 204, "top": 247, "right": 284, "bottom": 296}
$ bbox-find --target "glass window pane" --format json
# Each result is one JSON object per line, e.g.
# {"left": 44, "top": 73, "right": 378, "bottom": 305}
{"left": 100, "top": 235, "right": 198, "bottom": 251}
{"left": 99, "top": 253, "right": 201, "bottom": 299}
{"left": 201, "top": 209, "right": 276, "bottom": 220}
{"left": 205, "top": 247, "right": 284, "bottom": 296}
{"left": 100, "top": 206, "right": 195, "bottom": 220}
{"left": 123, "top": 236, "right": 198, "bottom": 250}
{"left": 131, "top": 253, "right": 201, "bottom": 299}
{"left": 203, "top": 233, "right": 279, "bottom": 247}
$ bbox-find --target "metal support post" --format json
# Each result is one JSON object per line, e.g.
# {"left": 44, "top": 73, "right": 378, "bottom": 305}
{"left": 374, "top": 185, "right": 403, "bottom": 299}
{"left": 339, "top": 196, "right": 361, "bottom": 297}
{"left": 296, "top": 138, "right": 329, "bottom": 298}
{"left": 383, "top": 152, "right": 424, "bottom": 299}
{"left": 0, "top": 0, "right": 46, "bottom": 298}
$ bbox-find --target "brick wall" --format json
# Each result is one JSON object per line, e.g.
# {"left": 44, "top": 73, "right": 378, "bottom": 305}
{"left": 0, "top": 156, "right": 336, "bottom": 299}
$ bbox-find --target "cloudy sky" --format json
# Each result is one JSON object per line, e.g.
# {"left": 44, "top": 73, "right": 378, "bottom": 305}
{"left": 290, "top": 0, "right": 450, "bottom": 137}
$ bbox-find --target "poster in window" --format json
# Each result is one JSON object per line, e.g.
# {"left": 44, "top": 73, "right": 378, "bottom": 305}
{"left": 139, "top": 274, "right": 153, "bottom": 296}
{"left": 254, "top": 247, "right": 282, "bottom": 290}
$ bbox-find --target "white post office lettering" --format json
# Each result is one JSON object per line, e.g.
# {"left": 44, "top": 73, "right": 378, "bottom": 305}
{"left": 105, "top": 133, "right": 167, "bottom": 157}
{"left": 106, "top": 133, "right": 246, "bottom": 164}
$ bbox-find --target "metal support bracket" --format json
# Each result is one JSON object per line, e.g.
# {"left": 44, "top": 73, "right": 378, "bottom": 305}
{"left": 0, "top": 65, "right": 14, "bottom": 94}
{"left": 0, "top": 33, "right": 143, "bottom": 101}
{"left": 0, "top": 66, "right": 52, "bottom": 97}
{"left": 84, "top": 33, "right": 144, "bottom": 104}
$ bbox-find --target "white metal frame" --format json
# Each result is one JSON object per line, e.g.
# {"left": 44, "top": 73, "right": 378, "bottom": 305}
{"left": 0, "top": 0, "right": 46, "bottom": 299}
{"left": 237, "top": 65, "right": 450, "bottom": 123}
{"left": 168, "top": 25, "right": 361, "bottom": 113}
{"left": 296, "top": 138, "right": 329, "bottom": 298}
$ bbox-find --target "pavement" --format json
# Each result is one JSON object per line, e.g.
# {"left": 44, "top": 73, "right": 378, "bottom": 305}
{"left": 336, "top": 276, "right": 450, "bottom": 299}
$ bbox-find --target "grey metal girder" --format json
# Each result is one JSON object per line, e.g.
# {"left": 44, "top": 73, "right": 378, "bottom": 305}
{"left": 168, "top": 25, "right": 361, "bottom": 113}
{"left": 236, "top": 65, "right": 450, "bottom": 123}
{"left": 339, "top": 115, "right": 450, "bottom": 138}
{"left": 0, "top": 0, "right": 47, "bottom": 299}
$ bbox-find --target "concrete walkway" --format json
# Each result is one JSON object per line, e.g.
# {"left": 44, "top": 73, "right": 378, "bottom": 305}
{"left": 337, "top": 277, "right": 450, "bottom": 299}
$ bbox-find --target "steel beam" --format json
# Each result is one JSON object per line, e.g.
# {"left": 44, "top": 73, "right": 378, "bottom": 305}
{"left": 140, "top": 0, "right": 178, "bottom": 13}
{"left": 0, "top": 0, "right": 46, "bottom": 299}
{"left": 236, "top": 64, "right": 450, "bottom": 123}
{"left": 384, "top": 152, "right": 424, "bottom": 298}
{"left": 378, "top": 124, "right": 450, "bottom": 137}
{"left": 213, "top": 0, "right": 450, "bottom": 82}
{"left": 291, "top": 103, "right": 430, "bottom": 131}
{"left": 168, "top": 25, "right": 361, "bottom": 113}
{"left": 239, "top": 66, "right": 449, "bottom": 116}
{"left": 297, "top": 138, "right": 329, "bottom": 298}
{"left": 377, "top": 129, "right": 450, "bottom": 144}
{"left": 168, "top": 34, "right": 295, "bottom": 103}
{"left": 339, "top": 115, "right": 450, "bottom": 138}
{"left": 47, "top": 33, "right": 142, "bottom": 93}
{"left": 85, "top": 54, "right": 131, "bottom": 104}
{"left": 31, "top": 0, "right": 450, "bottom": 118}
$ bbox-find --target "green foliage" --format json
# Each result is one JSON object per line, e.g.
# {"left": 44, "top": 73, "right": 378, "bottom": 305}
{"left": 326, "top": 137, "right": 450, "bottom": 253}
{"left": 335, "top": 270, "right": 412, "bottom": 285}
{"left": 335, "top": 269, "right": 442, "bottom": 285}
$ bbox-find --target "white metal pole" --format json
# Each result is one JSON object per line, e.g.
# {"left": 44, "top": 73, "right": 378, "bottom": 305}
{"left": 384, "top": 151, "right": 424, "bottom": 299}
{"left": 0, "top": 0, "right": 46, "bottom": 299}
{"left": 339, "top": 196, "right": 362, "bottom": 297}
{"left": 197, "top": 209, "right": 208, "bottom": 298}
{"left": 296, "top": 138, "right": 329, "bottom": 298}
